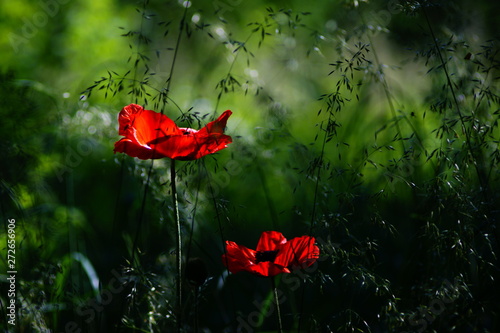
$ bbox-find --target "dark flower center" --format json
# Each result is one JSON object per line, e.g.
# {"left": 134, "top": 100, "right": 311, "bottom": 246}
{"left": 255, "top": 250, "right": 279, "bottom": 263}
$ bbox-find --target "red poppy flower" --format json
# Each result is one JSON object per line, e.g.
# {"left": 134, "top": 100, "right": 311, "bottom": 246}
{"left": 222, "top": 231, "right": 320, "bottom": 277}
{"left": 114, "top": 104, "right": 232, "bottom": 160}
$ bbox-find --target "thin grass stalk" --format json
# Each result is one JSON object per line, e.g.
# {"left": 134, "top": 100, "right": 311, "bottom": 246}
{"left": 194, "top": 286, "right": 199, "bottom": 333}
{"left": 212, "top": 30, "right": 254, "bottom": 119}
{"left": 257, "top": 163, "right": 279, "bottom": 229}
{"left": 119, "top": 3, "right": 157, "bottom": 324}
{"left": 358, "top": 10, "right": 406, "bottom": 152}
{"left": 118, "top": 160, "right": 155, "bottom": 333}
{"left": 171, "top": 158, "right": 182, "bottom": 332}
{"left": 272, "top": 276, "right": 283, "bottom": 333}
{"left": 297, "top": 119, "right": 327, "bottom": 333}
{"left": 131, "top": 162, "right": 155, "bottom": 268}
{"left": 112, "top": 154, "right": 126, "bottom": 234}
{"left": 131, "top": 0, "right": 149, "bottom": 104}
{"left": 203, "top": 161, "right": 237, "bottom": 331}
{"left": 161, "top": 4, "right": 188, "bottom": 103}
{"left": 186, "top": 163, "right": 202, "bottom": 269}
{"left": 309, "top": 120, "right": 327, "bottom": 235}
{"left": 422, "top": 6, "right": 488, "bottom": 192}
{"left": 160, "top": 8, "right": 188, "bottom": 329}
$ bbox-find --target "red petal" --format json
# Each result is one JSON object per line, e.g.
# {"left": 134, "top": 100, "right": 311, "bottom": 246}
{"left": 274, "top": 236, "right": 320, "bottom": 269}
{"left": 153, "top": 110, "right": 232, "bottom": 160}
{"left": 256, "top": 231, "right": 287, "bottom": 252}
{"left": 222, "top": 239, "right": 290, "bottom": 277}
{"left": 198, "top": 110, "right": 233, "bottom": 136}
{"left": 115, "top": 105, "right": 232, "bottom": 160}
{"left": 114, "top": 104, "right": 181, "bottom": 159}
{"left": 222, "top": 241, "right": 257, "bottom": 274}
{"left": 114, "top": 138, "right": 166, "bottom": 160}
{"left": 118, "top": 104, "right": 180, "bottom": 141}
{"left": 154, "top": 131, "right": 232, "bottom": 160}
{"left": 246, "top": 262, "right": 290, "bottom": 277}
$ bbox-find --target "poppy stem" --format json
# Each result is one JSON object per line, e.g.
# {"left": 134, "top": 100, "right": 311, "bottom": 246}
{"left": 171, "top": 158, "right": 182, "bottom": 332}
{"left": 272, "top": 276, "right": 283, "bottom": 333}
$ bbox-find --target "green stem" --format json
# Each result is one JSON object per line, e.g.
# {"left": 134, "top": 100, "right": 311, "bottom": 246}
{"left": 171, "top": 158, "right": 182, "bottom": 332}
{"left": 194, "top": 287, "right": 199, "bottom": 333}
{"left": 272, "top": 276, "right": 283, "bottom": 333}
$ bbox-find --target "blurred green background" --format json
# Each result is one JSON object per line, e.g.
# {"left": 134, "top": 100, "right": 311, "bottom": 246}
{"left": 1, "top": 0, "right": 500, "bottom": 332}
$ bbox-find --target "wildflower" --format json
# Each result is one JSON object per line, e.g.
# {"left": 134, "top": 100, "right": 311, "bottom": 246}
{"left": 222, "top": 231, "right": 320, "bottom": 277}
{"left": 114, "top": 103, "right": 232, "bottom": 160}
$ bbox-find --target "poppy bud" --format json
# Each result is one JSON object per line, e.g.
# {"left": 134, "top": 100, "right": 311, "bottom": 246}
{"left": 185, "top": 257, "right": 208, "bottom": 288}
